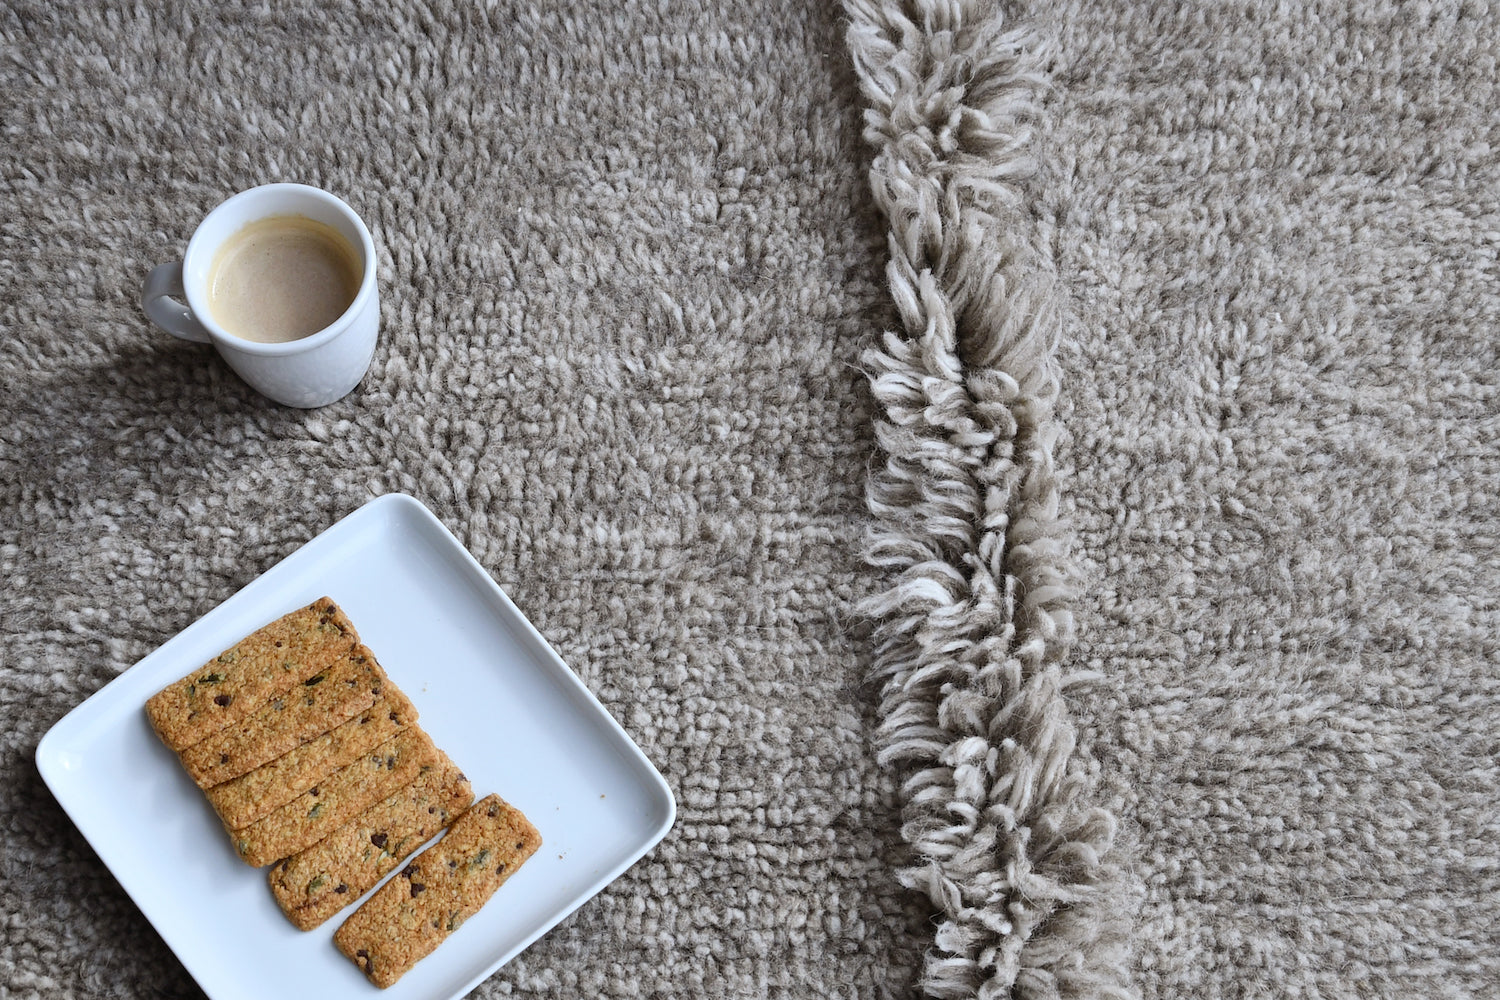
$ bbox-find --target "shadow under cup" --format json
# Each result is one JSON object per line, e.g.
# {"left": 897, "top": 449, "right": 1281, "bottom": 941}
{"left": 177, "top": 184, "right": 379, "bottom": 408}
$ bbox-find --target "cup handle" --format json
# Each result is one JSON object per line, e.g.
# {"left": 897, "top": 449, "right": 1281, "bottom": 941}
{"left": 142, "top": 262, "right": 211, "bottom": 343}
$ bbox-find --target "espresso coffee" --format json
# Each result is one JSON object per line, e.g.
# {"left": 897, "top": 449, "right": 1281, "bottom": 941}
{"left": 207, "top": 215, "right": 362, "bottom": 344}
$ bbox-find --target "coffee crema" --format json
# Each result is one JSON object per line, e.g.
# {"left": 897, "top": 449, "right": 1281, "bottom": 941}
{"left": 207, "top": 215, "right": 362, "bottom": 344}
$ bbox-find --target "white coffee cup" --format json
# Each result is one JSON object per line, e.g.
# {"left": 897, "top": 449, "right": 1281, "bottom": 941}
{"left": 142, "top": 183, "right": 379, "bottom": 408}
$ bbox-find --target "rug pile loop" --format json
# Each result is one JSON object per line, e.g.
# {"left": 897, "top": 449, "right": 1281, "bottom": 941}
{"left": 845, "top": 2, "right": 1136, "bottom": 997}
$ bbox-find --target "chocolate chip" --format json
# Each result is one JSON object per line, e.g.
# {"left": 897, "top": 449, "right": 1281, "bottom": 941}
{"left": 214, "top": 694, "right": 232, "bottom": 707}
{"left": 497, "top": 863, "right": 506, "bottom": 873}
{"left": 389, "top": 711, "right": 399, "bottom": 721}
{"left": 335, "top": 883, "right": 348, "bottom": 894}
{"left": 304, "top": 674, "right": 325, "bottom": 686}
{"left": 309, "top": 786, "right": 319, "bottom": 797}
{"left": 274, "top": 640, "right": 283, "bottom": 648}
{"left": 386, "top": 756, "right": 396, "bottom": 769}
{"left": 428, "top": 806, "right": 436, "bottom": 814}
{"left": 356, "top": 949, "right": 368, "bottom": 958}
{"left": 401, "top": 863, "right": 417, "bottom": 878}
{"left": 370, "top": 833, "right": 388, "bottom": 848}
{"left": 487, "top": 804, "right": 499, "bottom": 817}
{"left": 515, "top": 841, "right": 524, "bottom": 849}
{"left": 220, "top": 753, "right": 229, "bottom": 764}
{"left": 410, "top": 882, "right": 425, "bottom": 896}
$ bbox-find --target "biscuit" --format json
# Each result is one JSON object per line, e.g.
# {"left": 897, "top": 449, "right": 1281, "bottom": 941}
{"left": 179, "top": 643, "right": 387, "bottom": 789}
{"left": 145, "top": 598, "right": 357, "bottom": 751}
{"left": 228, "top": 728, "right": 438, "bottom": 867}
{"left": 268, "top": 753, "right": 473, "bottom": 931}
{"left": 334, "top": 793, "right": 541, "bottom": 988}
{"left": 206, "top": 686, "right": 417, "bottom": 828}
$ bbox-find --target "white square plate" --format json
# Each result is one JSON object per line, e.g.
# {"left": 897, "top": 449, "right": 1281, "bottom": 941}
{"left": 36, "top": 493, "right": 675, "bottom": 1000}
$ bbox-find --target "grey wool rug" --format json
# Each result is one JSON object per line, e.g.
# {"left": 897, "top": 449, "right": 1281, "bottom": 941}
{"left": 3, "top": 2, "right": 1498, "bottom": 1000}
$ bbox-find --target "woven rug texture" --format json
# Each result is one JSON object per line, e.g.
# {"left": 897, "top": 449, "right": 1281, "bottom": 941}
{"left": 1036, "top": 1, "right": 1500, "bottom": 997}
{"left": 3, "top": 2, "right": 924, "bottom": 997}
{"left": 3, "top": 1, "right": 1499, "bottom": 999}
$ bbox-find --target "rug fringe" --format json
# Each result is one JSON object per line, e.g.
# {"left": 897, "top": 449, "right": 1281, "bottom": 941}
{"left": 844, "top": 2, "right": 1137, "bottom": 997}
